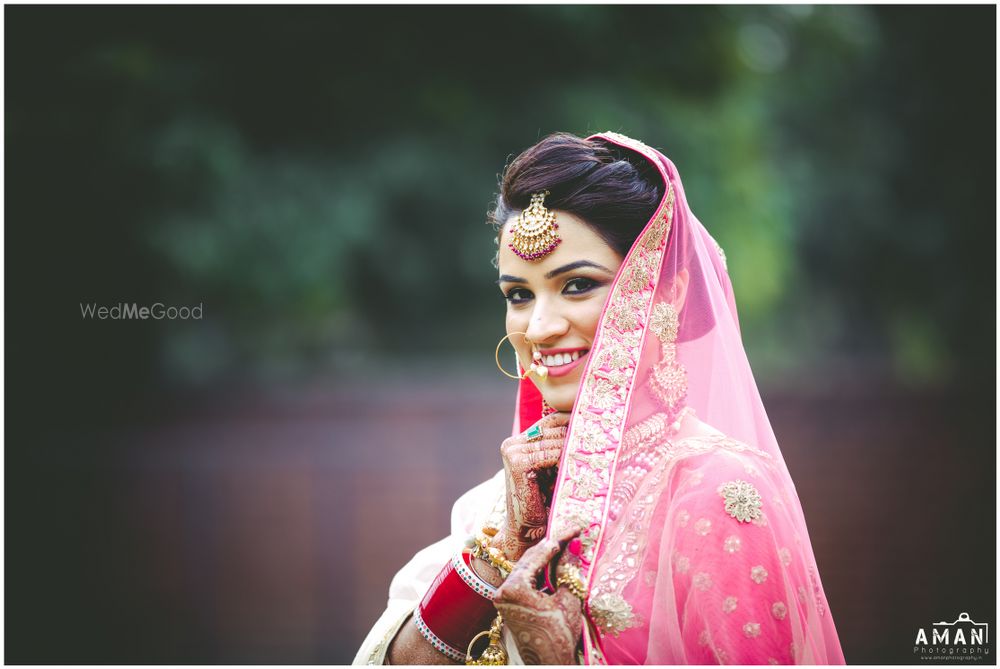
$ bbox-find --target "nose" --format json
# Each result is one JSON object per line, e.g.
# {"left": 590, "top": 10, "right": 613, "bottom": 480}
{"left": 524, "top": 297, "right": 570, "bottom": 348}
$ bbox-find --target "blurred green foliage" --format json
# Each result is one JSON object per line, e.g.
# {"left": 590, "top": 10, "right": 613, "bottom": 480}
{"left": 7, "top": 5, "right": 994, "bottom": 397}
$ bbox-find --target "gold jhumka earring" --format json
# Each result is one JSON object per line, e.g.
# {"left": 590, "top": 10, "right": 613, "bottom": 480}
{"left": 646, "top": 301, "right": 688, "bottom": 419}
{"left": 507, "top": 191, "right": 561, "bottom": 261}
{"left": 495, "top": 332, "right": 548, "bottom": 380}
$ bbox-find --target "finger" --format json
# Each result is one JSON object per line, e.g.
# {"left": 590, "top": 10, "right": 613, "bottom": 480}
{"left": 507, "top": 446, "right": 563, "bottom": 471}
{"left": 525, "top": 448, "right": 563, "bottom": 469}
{"left": 551, "top": 524, "right": 584, "bottom": 545}
{"left": 508, "top": 438, "right": 564, "bottom": 456}
{"left": 539, "top": 411, "right": 572, "bottom": 429}
{"left": 516, "top": 538, "right": 563, "bottom": 576}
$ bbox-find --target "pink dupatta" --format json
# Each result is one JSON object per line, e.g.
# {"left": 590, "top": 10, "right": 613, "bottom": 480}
{"left": 511, "top": 132, "right": 846, "bottom": 665}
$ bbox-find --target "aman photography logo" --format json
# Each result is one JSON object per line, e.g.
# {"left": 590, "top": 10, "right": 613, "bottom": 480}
{"left": 914, "top": 612, "right": 990, "bottom": 661}
{"left": 80, "top": 302, "right": 203, "bottom": 320}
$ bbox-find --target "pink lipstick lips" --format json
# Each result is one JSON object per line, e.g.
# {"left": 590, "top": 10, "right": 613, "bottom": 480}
{"left": 538, "top": 348, "right": 590, "bottom": 378}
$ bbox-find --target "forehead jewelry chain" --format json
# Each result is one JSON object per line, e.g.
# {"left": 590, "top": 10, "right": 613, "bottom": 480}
{"left": 507, "top": 191, "right": 561, "bottom": 261}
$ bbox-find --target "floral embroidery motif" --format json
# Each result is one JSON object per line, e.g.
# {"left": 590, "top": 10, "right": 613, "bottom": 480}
{"left": 778, "top": 547, "right": 792, "bottom": 566}
{"left": 626, "top": 264, "right": 651, "bottom": 291}
{"left": 675, "top": 554, "right": 691, "bottom": 574}
{"left": 772, "top": 601, "right": 788, "bottom": 620}
{"left": 718, "top": 479, "right": 763, "bottom": 523}
{"left": 698, "top": 630, "right": 711, "bottom": 646}
{"left": 588, "top": 592, "right": 640, "bottom": 637}
{"left": 723, "top": 535, "right": 742, "bottom": 554}
{"left": 676, "top": 509, "right": 690, "bottom": 527}
{"left": 598, "top": 344, "right": 631, "bottom": 372}
{"left": 743, "top": 622, "right": 761, "bottom": 638}
{"left": 591, "top": 378, "right": 623, "bottom": 410}
{"left": 693, "top": 572, "right": 713, "bottom": 591}
{"left": 694, "top": 518, "right": 712, "bottom": 536}
{"left": 723, "top": 596, "right": 738, "bottom": 614}
{"left": 571, "top": 467, "right": 603, "bottom": 500}
{"left": 641, "top": 186, "right": 675, "bottom": 252}
{"left": 750, "top": 565, "right": 769, "bottom": 584}
{"left": 751, "top": 513, "right": 769, "bottom": 527}
{"left": 643, "top": 570, "right": 657, "bottom": 587}
{"left": 686, "top": 470, "right": 705, "bottom": 487}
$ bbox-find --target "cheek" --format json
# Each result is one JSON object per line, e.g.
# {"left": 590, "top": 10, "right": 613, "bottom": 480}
{"left": 505, "top": 310, "right": 531, "bottom": 358}
{"left": 575, "top": 300, "right": 606, "bottom": 342}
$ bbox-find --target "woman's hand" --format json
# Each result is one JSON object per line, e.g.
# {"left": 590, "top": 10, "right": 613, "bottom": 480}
{"left": 492, "top": 527, "right": 584, "bottom": 665}
{"left": 495, "top": 411, "right": 570, "bottom": 561}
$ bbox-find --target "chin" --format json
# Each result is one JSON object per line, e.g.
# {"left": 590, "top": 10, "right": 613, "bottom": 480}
{"left": 542, "top": 389, "right": 577, "bottom": 413}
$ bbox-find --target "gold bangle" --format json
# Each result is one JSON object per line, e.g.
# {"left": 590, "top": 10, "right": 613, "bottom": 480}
{"left": 473, "top": 533, "right": 516, "bottom": 578}
{"left": 556, "top": 563, "right": 589, "bottom": 602}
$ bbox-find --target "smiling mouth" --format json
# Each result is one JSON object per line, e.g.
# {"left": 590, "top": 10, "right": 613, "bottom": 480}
{"left": 537, "top": 348, "right": 590, "bottom": 378}
{"left": 540, "top": 349, "right": 589, "bottom": 367}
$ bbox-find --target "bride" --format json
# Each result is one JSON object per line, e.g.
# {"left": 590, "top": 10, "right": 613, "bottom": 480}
{"left": 353, "top": 131, "right": 846, "bottom": 665}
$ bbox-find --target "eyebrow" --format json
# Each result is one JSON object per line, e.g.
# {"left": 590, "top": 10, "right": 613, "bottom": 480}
{"left": 496, "top": 260, "right": 615, "bottom": 284}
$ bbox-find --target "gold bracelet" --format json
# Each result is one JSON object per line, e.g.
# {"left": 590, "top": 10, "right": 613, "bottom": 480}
{"left": 555, "top": 563, "right": 588, "bottom": 602}
{"left": 472, "top": 533, "right": 516, "bottom": 578}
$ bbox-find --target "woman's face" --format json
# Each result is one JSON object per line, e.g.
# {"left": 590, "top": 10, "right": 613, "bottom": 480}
{"left": 497, "top": 211, "right": 624, "bottom": 412}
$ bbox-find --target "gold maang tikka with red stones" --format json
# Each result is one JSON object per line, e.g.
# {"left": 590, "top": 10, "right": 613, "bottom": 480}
{"left": 507, "top": 191, "right": 560, "bottom": 261}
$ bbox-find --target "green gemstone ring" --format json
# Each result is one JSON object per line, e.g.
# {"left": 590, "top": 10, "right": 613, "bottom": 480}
{"left": 525, "top": 423, "right": 544, "bottom": 442}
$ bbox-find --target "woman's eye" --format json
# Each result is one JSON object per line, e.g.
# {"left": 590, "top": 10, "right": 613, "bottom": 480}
{"left": 564, "top": 277, "right": 600, "bottom": 295}
{"left": 504, "top": 288, "right": 533, "bottom": 304}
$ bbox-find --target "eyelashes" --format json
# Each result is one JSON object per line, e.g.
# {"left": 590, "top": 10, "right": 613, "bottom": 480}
{"left": 503, "top": 277, "right": 603, "bottom": 304}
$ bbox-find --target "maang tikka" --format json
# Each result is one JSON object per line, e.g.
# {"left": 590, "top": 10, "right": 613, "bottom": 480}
{"left": 507, "top": 191, "right": 561, "bottom": 261}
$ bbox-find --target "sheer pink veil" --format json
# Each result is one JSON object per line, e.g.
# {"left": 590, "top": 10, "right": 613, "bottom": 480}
{"left": 511, "top": 132, "right": 846, "bottom": 664}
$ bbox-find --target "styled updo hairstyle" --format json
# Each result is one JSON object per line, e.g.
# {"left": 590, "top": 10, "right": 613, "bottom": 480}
{"left": 488, "top": 132, "right": 664, "bottom": 267}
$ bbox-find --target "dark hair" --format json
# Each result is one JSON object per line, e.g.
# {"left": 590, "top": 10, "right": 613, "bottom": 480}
{"left": 488, "top": 132, "right": 663, "bottom": 266}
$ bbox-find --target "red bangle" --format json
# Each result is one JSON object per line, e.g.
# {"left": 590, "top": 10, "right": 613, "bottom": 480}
{"left": 416, "top": 550, "right": 498, "bottom": 661}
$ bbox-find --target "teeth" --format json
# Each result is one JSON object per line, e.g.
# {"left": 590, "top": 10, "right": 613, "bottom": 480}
{"left": 542, "top": 350, "right": 588, "bottom": 367}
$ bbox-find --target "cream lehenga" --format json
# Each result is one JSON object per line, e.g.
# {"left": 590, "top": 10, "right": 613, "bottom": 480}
{"left": 354, "top": 131, "right": 846, "bottom": 665}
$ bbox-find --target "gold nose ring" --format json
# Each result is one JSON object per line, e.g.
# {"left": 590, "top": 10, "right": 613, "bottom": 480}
{"left": 495, "top": 331, "right": 531, "bottom": 380}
